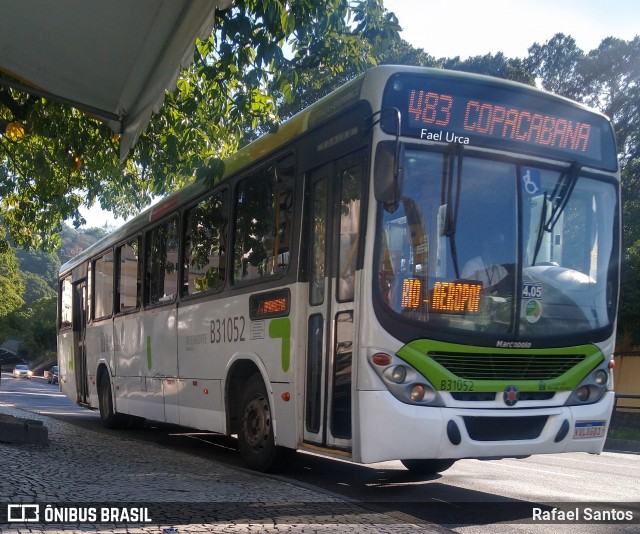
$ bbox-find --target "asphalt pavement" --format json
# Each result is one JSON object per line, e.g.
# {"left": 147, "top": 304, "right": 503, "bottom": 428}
{"left": 0, "top": 402, "right": 450, "bottom": 534}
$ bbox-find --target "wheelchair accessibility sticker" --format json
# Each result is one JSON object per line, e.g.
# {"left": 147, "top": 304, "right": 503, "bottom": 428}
{"left": 522, "top": 168, "right": 541, "bottom": 195}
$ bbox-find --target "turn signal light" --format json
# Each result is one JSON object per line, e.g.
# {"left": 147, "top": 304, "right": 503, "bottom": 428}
{"left": 372, "top": 353, "right": 392, "bottom": 366}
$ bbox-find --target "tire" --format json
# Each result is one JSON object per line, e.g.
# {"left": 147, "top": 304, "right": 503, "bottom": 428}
{"left": 98, "top": 372, "right": 125, "bottom": 429}
{"left": 237, "top": 374, "right": 289, "bottom": 472}
{"left": 401, "top": 459, "right": 456, "bottom": 475}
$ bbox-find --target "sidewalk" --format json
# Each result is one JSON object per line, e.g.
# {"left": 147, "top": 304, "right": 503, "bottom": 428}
{"left": 0, "top": 404, "right": 448, "bottom": 534}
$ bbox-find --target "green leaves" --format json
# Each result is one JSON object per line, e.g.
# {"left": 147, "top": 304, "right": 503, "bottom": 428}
{"left": 0, "top": 1, "right": 399, "bottom": 251}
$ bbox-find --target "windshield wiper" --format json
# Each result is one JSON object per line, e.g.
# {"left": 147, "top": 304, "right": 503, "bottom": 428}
{"left": 545, "top": 161, "right": 582, "bottom": 232}
{"left": 531, "top": 161, "right": 582, "bottom": 265}
{"left": 441, "top": 143, "right": 463, "bottom": 278}
{"left": 531, "top": 192, "right": 548, "bottom": 266}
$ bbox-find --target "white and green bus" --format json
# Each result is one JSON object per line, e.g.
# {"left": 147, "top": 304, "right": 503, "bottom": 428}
{"left": 58, "top": 65, "right": 620, "bottom": 472}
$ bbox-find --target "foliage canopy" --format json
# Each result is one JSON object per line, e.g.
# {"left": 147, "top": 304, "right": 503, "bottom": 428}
{"left": 0, "top": 0, "right": 399, "bottom": 251}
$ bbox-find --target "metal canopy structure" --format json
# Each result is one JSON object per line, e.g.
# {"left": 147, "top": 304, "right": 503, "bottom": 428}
{"left": 0, "top": 0, "right": 230, "bottom": 158}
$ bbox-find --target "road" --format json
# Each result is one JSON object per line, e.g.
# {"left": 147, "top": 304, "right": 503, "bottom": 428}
{"left": 2, "top": 372, "right": 639, "bottom": 532}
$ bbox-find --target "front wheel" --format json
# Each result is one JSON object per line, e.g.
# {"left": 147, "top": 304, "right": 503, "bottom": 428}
{"left": 401, "top": 459, "right": 456, "bottom": 475}
{"left": 237, "top": 374, "right": 290, "bottom": 472}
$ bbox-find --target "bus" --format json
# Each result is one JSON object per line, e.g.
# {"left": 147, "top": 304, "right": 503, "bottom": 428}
{"left": 58, "top": 65, "right": 620, "bottom": 473}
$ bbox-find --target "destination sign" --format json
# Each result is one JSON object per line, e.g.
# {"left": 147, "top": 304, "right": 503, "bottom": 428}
{"left": 382, "top": 73, "right": 617, "bottom": 171}
{"left": 430, "top": 280, "right": 482, "bottom": 314}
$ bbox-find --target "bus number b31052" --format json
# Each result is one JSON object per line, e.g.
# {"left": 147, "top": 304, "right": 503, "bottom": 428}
{"left": 210, "top": 316, "right": 246, "bottom": 344}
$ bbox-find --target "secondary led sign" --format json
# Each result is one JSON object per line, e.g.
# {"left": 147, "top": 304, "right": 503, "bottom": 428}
{"left": 430, "top": 281, "right": 482, "bottom": 313}
{"left": 249, "top": 289, "right": 290, "bottom": 319}
{"left": 399, "top": 278, "right": 483, "bottom": 314}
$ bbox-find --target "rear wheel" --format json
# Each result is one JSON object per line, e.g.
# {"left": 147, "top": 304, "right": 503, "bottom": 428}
{"left": 98, "top": 372, "right": 126, "bottom": 429}
{"left": 401, "top": 459, "right": 456, "bottom": 475}
{"left": 237, "top": 374, "right": 290, "bottom": 472}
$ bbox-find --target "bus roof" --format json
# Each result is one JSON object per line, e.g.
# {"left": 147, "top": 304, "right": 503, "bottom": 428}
{"left": 60, "top": 65, "right": 615, "bottom": 276}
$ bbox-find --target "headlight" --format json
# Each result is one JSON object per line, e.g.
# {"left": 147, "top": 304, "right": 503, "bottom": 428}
{"left": 369, "top": 352, "right": 443, "bottom": 406}
{"left": 390, "top": 365, "right": 407, "bottom": 383}
{"left": 566, "top": 362, "right": 610, "bottom": 406}
{"left": 594, "top": 370, "right": 608, "bottom": 386}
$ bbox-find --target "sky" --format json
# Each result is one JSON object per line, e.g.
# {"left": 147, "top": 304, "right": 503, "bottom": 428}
{"left": 383, "top": 0, "right": 639, "bottom": 60}
{"left": 80, "top": 0, "right": 639, "bottom": 229}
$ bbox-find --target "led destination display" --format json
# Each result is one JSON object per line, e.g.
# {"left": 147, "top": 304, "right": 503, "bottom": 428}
{"left": 383, "top": 73, "right": 617, "bottom": 171}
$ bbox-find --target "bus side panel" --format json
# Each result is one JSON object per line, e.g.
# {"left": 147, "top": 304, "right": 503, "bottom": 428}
{"left": 86, "top": 321, "right": 115, "bottom": 407}
{"left": 176, "top": 298, "right": 226, "bottom": 431}
{"left": 113, "top": 315, "right": 140, "bottom": 416}
{"left": 176, "top": 290, "right": 298, "bottom": 447}
{"left": 140, "top": 307, "right": 178, "bottom": 424}
{"left": 58, "top": 330, "right": 76, "bottom": 402}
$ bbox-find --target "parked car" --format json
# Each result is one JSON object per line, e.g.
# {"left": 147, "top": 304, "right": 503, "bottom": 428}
{"left": 47, "top": 365, "right": 59, "bottom": 384}
{"left": 12, "top": 364, "right": 33, "bottom": 379}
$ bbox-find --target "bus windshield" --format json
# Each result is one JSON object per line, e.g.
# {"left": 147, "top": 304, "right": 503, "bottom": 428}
{"left": 377, "top": 148, "right": 618, "bottom": 343}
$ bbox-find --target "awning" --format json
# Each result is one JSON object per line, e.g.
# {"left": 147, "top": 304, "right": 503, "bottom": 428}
{"left": 0, "top": 0, "right": 231, "bottom": 158}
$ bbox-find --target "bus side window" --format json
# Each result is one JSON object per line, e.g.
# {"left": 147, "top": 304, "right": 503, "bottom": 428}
{"left": 59, "top": 276, "right": 73, "bottom": 329}
{"left": 183, "top": 189, "right": 228, "bottom": 295}
{"left": 338, "top": 165, "right": 362, "bottom": 302}
{"left": 233, "top": 155, "right": 294, "bottom": 284}
{"left": 145, "top": 217, "right": 179, "bottom": 305}
{"left": 116, "top": 236, "right": 141, "bottom": 313}
{"left": 93, "top": 250, "right": 114, "bottom": 319}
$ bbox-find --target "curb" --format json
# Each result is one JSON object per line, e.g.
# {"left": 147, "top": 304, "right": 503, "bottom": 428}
{"left": 0, "top": 413, "right": 49, "bottom": 444}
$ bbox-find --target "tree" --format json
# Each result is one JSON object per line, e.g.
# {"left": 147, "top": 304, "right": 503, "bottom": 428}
{"left": 0, "top": 229, "right": 24, "bottom": 344}
{"left": 16, "top": 248, "right": 60, "bottom": 288}
{"left": 21, "top": 271, "right": 56, "bottom": 308}
{"left": 381, "top": 38, "right": 437, "bottom": 68}
{"left": 580, "top": 37, "right": 640, "bottom": 163}
{"left": 526, "top": 33, "right": 586, "bottom": 100}
{"left": 443, "top": 52, "right": 534, "bottom": 85}
{"left": 0, "top": 0, "right": 400, "bottom": 251}
{"left": 18, "top": 296, "right": 57, "bottom": 359}
{"left": 0, "top": 234, "right": 23, "bottom": 317}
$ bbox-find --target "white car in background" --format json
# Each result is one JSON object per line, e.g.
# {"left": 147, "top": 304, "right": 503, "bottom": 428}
{"left": 12, "top": 364, "right": 33, "bottom": 379}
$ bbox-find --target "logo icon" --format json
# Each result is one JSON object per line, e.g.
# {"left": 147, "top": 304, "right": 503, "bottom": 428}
{"left": 7, "top": 504, "right": 39, "bottom": 522}
{"left": 503, "top": 385, "right": 520, "bottom": 407}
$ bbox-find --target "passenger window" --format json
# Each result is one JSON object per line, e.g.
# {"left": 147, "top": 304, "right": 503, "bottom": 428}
{"left": 338, "top": 165, "right": 362, "bottom": 302}
{"left": 183, "top": 190, "right": 228, "bottom": 295}
{"left": 116, "top": 236, "right": 141, "bottom": 313}
{"left": 59, "top": 276, "right": 73, "bottom": 329}
{"left": 94, "top": 251, "right": 114, "bottom": 319}
{"left": 233, "top": 156, "right": 294, "bottom": 284}
{"left": 145, "top": 217, "right": 179, "bottom": 305}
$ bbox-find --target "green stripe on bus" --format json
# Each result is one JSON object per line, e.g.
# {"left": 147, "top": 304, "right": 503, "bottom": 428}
{"left": 146, "top": 336, "right": 152, "bottom": 370}
{"left": 269, "top": 318, "right": 291, "bottom": 372}
{"left": 396, "top": 339, "right": 604, "bottom": 393}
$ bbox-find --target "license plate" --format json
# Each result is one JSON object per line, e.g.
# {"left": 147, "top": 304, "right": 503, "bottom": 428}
{"left": 573, "top": 421, "right": 606, "bottom": 439}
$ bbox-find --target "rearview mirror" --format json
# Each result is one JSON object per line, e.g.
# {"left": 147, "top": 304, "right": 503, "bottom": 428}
{"left": 374, "top": 140, "right": 404, "bottom": 212}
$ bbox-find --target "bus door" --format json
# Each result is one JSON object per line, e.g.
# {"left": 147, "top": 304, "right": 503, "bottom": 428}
{"left": 304, "top": 150, "right": 365, "bottom": 452}
{"left": 72, "top": 280, "right": 89, "bottom": 404}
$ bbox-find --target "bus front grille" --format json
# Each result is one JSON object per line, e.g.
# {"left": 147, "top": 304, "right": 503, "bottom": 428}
{"left": 430, "top": 352, "right": 585, "bottom": 381}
